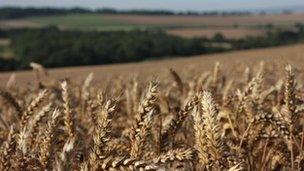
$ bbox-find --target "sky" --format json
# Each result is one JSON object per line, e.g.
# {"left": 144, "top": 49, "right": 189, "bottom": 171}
{"left": 1, "top": 0, "right": 304, "bottom": 12}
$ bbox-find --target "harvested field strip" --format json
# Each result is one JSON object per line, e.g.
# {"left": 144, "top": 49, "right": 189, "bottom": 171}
{"left": 167, "top": 28, "right": 265, "bottom": 38}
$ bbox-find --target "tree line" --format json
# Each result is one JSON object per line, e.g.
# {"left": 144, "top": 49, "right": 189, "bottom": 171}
{"left": 0, "top": 27, "right": 223, "bottom": 70}
{"left": 0, "top": 24, "right": 304, "bottom": 71}
{"left": 0, "top": 7, "right": 252, "bottom": 20}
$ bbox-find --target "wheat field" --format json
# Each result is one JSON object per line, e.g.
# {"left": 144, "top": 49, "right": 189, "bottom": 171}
{"left": 0, "top": 44, "right": 304, "bottom": 170}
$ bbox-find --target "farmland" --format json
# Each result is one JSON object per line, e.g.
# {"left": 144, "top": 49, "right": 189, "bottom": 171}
{"left": 0, "top": 20, "right": 41, "bottom": 29}
{"left": 2, "top": 13, "right": 304, "bottom": 38}
{"left": 26, "top": 13, "right": 304, "bottom": 28}
{"left": 98, "top": 13, "right": 304, "bottom": 27}
{"left": 27, "top": 14, "right": 139, "bottom": 30}
{"left": 166, "top": 28, "right": 265, "bottom": 38}
{"left": 0, "top": 38, "right": 13, "bottom": 59}
{"left": 1, "top": 12, "right": 304, "bottom": 69}
{"left": 1, "top": 43, "right": 304, "bottom": 170}
{"left": 1, "top": 43, "right": 303, "bottom": 86}
{"left": 1, "top": 6, "right": 304, "bottom": 170}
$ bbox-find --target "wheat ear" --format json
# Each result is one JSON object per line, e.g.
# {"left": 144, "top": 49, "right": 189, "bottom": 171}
{"left": 28, "top": 103, "right": 52, "bottom": 148}
{"left": 0, "top": 89, "right": 22, "bottom": 117}
{"left": 61, "top": 81, "right": 75, "bottom": 138}
{"left": 129, "top": 81, "right": 158, "bottom": 158}
{"left": 192, "top": 105, "right": 209, "bottom": 166}
{"left": 201, "top": 91, "right": 223, "bottom": 161}
{"left": 89, "top": 100, "right": 116, "bottom": 170}
{"left": 161, "top": 95, "right": 199, "bottom": 147}
{"left": 20, "top": 89, "right": 48, "bottom": 127}
{"left": 38, "top": 108, "right": 60, "bottom": 170}
{"left": 169, "top": 68, "right": 184, "bottom": 94}
{"left": 284, "top": 65, "right": 296, "bottom": 123}
{"left": 0, "top": 126, "right": 16, "bottom": 171}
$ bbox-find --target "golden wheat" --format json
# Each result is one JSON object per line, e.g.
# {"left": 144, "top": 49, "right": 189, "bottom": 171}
{"left": 0, "top": 62, "right": 303, "bottom": 170}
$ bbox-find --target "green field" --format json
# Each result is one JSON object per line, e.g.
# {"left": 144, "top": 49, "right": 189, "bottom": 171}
{"left": 0, "top": 46, "right": 14, "bottom": 59}
{"left": 0, "top": 39, "right": 14, "bottom": 59}
{"left": 27, "top": 14, "right": 146, "bottom": 30}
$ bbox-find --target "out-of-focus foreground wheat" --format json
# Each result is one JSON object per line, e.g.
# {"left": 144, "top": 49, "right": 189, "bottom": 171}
{"left": 0, "top": 62, "right": 304, "bottom": 171}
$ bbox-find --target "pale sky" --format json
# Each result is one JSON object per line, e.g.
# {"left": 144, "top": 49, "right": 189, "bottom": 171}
{"left": 1, "top": 0, "right": 304, "bottom": 11}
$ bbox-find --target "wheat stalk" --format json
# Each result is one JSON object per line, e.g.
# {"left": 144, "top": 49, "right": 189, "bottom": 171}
{"left": 38, "top": 108, "right": 60, "bottom": 170}
{"left": 20, "top": 89, "right": 48, "bottom": 127}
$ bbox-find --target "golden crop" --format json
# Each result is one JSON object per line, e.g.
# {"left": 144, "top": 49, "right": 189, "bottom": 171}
{"left": 0, "top": 62, "right": 303, "bottom": 170}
